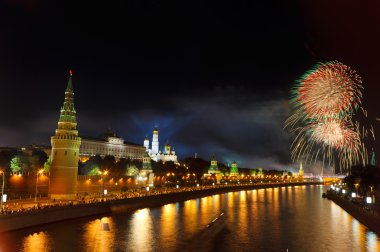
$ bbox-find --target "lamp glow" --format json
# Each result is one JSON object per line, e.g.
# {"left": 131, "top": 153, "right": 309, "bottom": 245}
{"left": 366, "top": 196, "right": 372, "bottom": 204}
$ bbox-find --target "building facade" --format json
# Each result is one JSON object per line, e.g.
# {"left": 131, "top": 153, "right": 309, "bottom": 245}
{"left": 79, "top": 129, "right": 146, "bottom": 161}
{"left": 144, "top": 128, "right": 178, "bottom": 163}
{"left": 49, "top": 70, "right": 81, "bottom": 200}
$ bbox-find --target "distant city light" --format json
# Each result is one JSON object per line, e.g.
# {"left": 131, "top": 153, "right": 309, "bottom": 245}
{"left": 352, "top": 192, "right": 356, "bottom": 198}
{"left": 342, "top": 189, "right": 346, "bottom": 194}
{"left": 146, "top": 187, "right": 150, "bottom": 192}
{"left": 104, "top": 189, "right": 108, "bottom": 195}
{"left": 366, "top": 197, "right": 372, "bottom": 204}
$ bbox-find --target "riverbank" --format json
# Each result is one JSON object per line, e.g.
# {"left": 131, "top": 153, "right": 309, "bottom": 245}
{"left": 0, "top": 181, "right": 321, "bottom": 233}
{"left": 326, "top": 190, "right": 380, "bottom": 234}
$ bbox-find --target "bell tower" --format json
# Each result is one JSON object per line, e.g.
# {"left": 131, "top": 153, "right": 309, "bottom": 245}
{"left": 49, "top": 70, "right": 81, "bottom": 199}
{"left": 152, "top": 128, "right": 159, "bottom": 154}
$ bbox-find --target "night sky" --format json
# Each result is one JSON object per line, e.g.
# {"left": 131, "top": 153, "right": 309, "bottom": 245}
{"left": 0, "top": 1, "right": 379, "bottom": 172}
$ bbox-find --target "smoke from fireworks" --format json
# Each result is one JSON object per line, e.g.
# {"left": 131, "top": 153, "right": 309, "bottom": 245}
{"left": 285, "top": 61, "right": 371, "bottom": 172}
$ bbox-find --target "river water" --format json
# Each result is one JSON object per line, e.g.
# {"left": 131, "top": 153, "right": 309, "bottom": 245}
{"left": 0, "top": 185, "right": 379, "bottom": 252}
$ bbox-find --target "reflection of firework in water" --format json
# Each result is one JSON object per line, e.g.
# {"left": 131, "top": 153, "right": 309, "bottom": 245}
{"left": 292, "top": 61, "right": 363, "bottom": 120}
{"left": 285, "top": 61, "right": 372, "bottom": 172}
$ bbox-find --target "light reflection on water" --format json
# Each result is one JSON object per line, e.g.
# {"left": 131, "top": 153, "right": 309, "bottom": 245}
{"left": 81, "top": 217, "right": 116, "bottom": 252}
{"left": 21, "top": 231, "right": 52, "bottom": 252}
{"left": 0, "top": 185, "right": 379, "bottom": 252}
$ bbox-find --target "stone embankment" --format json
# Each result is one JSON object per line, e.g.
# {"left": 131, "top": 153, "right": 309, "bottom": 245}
{"left": 326, "top": 190, "right": 380, "bottom": 234}
{"left": 0, "top": 181, "right": 321, "bottom": 233}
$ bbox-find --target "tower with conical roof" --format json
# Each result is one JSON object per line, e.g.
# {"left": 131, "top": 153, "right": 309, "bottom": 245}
{"left": 49, "top": 70, "right": 81, "bottom": 199}
{"left": 230, "top": 161, "right": 239, "bottom": 177}
{"left": 299, "top": 162, "right": 304, "bottom": 177}
{"left": 208, "top": 155, "right": 219, "bottom": 174}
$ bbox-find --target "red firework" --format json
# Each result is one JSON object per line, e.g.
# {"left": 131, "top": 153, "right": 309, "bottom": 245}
{"left": 295, "top": 61, "right": 363, "bottom": 119}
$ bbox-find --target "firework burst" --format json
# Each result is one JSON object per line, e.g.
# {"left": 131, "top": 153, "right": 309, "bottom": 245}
{"left": 285, "top": 61, "right": 371, "bottom": 171}
{"left": 292, "top": 61, "right": 363, "bottom": 120}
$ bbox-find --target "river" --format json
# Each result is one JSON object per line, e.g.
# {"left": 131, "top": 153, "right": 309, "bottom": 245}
{"left": 0, "top": 185, "right": 379, "bottom": 251}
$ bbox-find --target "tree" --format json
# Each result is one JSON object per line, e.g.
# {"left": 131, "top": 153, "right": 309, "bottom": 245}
{"left": 89, "top": 166, "right": 100, "bottom": 176}
{"left": 79, "top": 155, "right": 102, "bottom": 175}
{"left": 44, "top": 156, "right": 52, "bottom": 172}
{"left": 10, "top": 156, "right": 22, "bottom": 173}
{"left": 126, "top": 166, "right": 139, "bottom": 177}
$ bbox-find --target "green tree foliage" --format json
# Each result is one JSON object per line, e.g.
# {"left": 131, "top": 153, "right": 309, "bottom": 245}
{"left": 126, "top": 166, "right": 139, "bottom": 177}
{"left": 78, "top": 155, "right": 143, "bottom": 177}
{"left": 10, "top": 156, "right": 22, "bottom": 173}
{"left": 89, "top": 166, "right": 100, "bottom": 176}
{"left": 44, "top": 156, "right": 52, "bottom": 172}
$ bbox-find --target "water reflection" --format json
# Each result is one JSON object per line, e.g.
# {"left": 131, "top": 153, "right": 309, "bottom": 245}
{"left": 2, "top": 186, "right": 380, "bottom": 252}
{"left": 21, "top": 231, "right": 52, "bottom": 252}
{"left": 159, "top": 203, "right": 178, "bottom": 251}
{"left": 129, "top": 208, "right": 153, "bottom": 252}
{"left": 82, "top": 217, "right": 115, "bottom": 252}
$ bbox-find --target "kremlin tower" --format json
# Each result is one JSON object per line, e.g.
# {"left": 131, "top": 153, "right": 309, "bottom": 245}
{"left": 208, "top": 156, "right": 219, "bottom": 174}
{"left": 207, "top": 155, "right": 222, "bottom": 184}
{"left": 49, "top": 70, "right": 81, "bottom": 199}
{"left": 229, "top": 161, "right": 239, "bottom": 177}
{"left": 298, "top": 162, "right": 304, "bottom": 181}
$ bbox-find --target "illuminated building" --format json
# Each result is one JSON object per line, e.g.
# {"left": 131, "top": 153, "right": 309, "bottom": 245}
{"left": 139, "top": 152, "right": 154, "bottom": 187}
{"left": 79, "top": 129, "right": 145, "bottom": 161}
{"left": 49, "top": 70, "right": 81, "bottom": 199}
{"left": 144, "top": 128, "right": 178, "bottom": 163}
{"left": 208, "top": 156, "right": 220, "bottom": 174}
{"left": 299, "top": 162, "right": 304, "bottom": 177}
{"left": 258, "top": 168, "right": 263, "bottom": 176}
{"left": 205, "top": 155, "right": 222, "bottom": 183}
{"left": 297, "top": 162, "right": 304, "bottom": 181}
{"left": 229, "top": 161, "right": 239, "bottom": 177}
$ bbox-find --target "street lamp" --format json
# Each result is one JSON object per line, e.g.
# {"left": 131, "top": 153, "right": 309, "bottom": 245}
{"left": 100, "top": 170, "right": 108, "bottom": 197}
{"left": 0, "top": 170, "right": 4, "bottom": 210}
{"left": 35, "top": 169, "right": 44, "bottom": 203}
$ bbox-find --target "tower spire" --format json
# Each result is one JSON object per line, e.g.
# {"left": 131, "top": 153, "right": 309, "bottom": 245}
{"left": 66, "top": 69, "right": 73, "bottom": 92}
{"left": 58, "top": 70, "right": 77, "bottom": 127}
